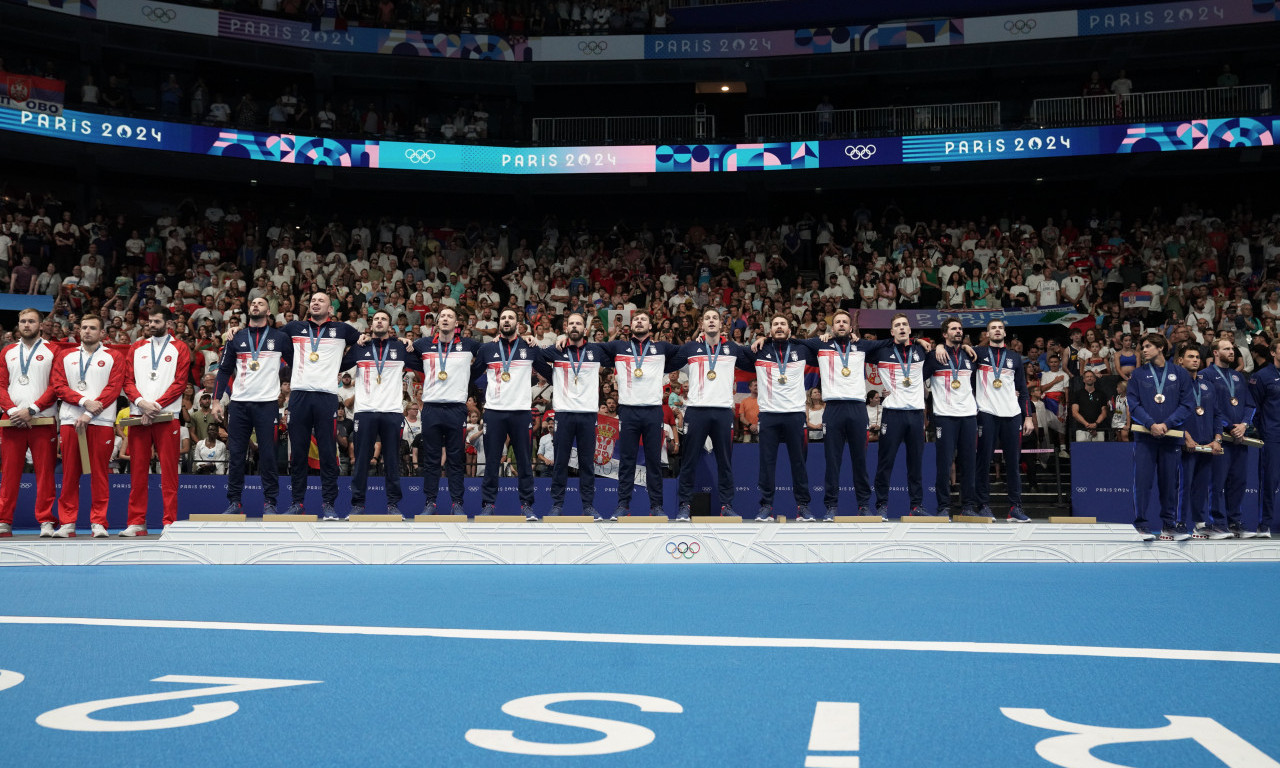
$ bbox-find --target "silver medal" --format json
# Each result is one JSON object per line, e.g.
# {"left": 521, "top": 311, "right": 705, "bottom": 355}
{"left": 17, "top": 375, "right": 29, "bottom": 386}
{"left": 76, "top": 380, "right": 88, "bottom": 391}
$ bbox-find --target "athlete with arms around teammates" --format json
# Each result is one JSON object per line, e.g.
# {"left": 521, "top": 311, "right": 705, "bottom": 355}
{"left": 603, "top": 310, "right": 680, "bottom": 518}
{"left": 342, "top": 310, "right": 422, "bottom": 518}
{"left": 1175, "top": 343, "right": 1231, "bottom": 539}
{"left": 1205, "top": 337, "right": 1255, "bottom": 537}
{"left": 973, "top": 318, "right": 1034, "bottom": 522}
{"left": 1127, "top": 332, "right": 1195, "bottom": 541}
{"left": 669, "top": 308, "right": 752, "bottom": 521}
{"left": 923, "top": 317, "right": 979, "bottom": 517}
{"left": 1248, "top": 337, "right": 1280, "bottom": 539}
{"left": 214, "top": 297, "right": 292, "bottom": 517}
{"left": 410, "top": 307, "right": 480, "bottom": 516}
{"left": 867, "top": 313, "right": 934, "bottom": 517}
{"left": 282, "top": 291, "right": 362, "bottom": 519}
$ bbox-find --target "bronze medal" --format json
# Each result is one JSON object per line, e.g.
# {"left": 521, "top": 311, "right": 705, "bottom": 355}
{"left": 376, "top": 375, "right": 382, "bottom": 385}
{"left": 1230, "top": 397, "right": 1239, "bottom": 406}
{"left": 779, "top": 375, "right": 787, "bottom": 384}
{"left": 1153, "top": 394, "right": 1165, "bottom": 404}
{"left": 1195, "top": 406, "right": 1204, "bottom": 416}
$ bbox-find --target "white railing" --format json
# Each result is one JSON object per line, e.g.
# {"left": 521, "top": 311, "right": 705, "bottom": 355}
{"left": 744, "top": 101, "right": 1001, "bottom": 140}
{"left": 1031, "top": 85, "right": 1272, "bottom": 127}
{"left": 532, "top": 114, "right": 715, "bottom": 145}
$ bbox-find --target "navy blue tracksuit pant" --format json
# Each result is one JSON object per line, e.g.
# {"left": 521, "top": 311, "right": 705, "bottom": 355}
{"left": 226, "top": 400, "right": 279, "bottom": 507}
{"left": 482, "top": 409, "right": 534, "bottom": 510}
{"left": 617, "top": 404, "right": 664, "bottom": 513}
{"left": 1181, "top": 450, "right": 1214, "bottom": 528}
{"left": 351, "top": 412, "right": 403, "bottom": 507}
{"left": 552, "top": 411, "right": 597, "bottom": 511}
{"left": 976, "top": 411, "right": 1023, "bottom": 509}
{"left": 823, "top": 400, "right": 870, "bottom": 511}
{"left": 422, "top": 401, "right": 466, "bottom": 507}
{"left": 1211, "top": 442, "right": 1247, "bottom": 528}
{"left": 288, "top": 390, "right": 339, "bottom": 507}
{"left": 1260, "top": 441, "right": 1280, "bottom": 531}
{"left": 678, "top": 406, "right": 734, "bottom": 509}
{"left": 933, "top": 414, "right": 977, "bottom": 513}
{"left": 875, "top": 408, "right": 925, "bottom": 512}
{"left": 1132, "top": 433, "right": 1182, "bottom": 532}
{"left": 758, "top": 411, "right": 809, "bottom": 512}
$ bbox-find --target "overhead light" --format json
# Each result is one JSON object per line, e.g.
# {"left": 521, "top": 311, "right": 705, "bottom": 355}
{"left": 696, "top": 81, "right": 746, "bottom": 94}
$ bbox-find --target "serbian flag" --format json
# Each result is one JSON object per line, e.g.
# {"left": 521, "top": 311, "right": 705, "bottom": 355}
{"left": 1121, "top": 291, "right": 1153, "bottom": 309}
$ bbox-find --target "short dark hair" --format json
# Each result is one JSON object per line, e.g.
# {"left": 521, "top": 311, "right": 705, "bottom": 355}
{"left": 943, "top": 316, "right": 962, "bottom": 332}
{"left": 1142, "top": 332, "right": 1169, "bottom": 353}
{"left": 149, "top": 307, "right": 173, "bottom": 323}
{"left": 372, "top": 310, "right": 393, "bottom": 323}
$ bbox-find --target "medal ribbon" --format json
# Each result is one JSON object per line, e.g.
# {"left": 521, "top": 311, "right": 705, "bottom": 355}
{"left": 17, "top": 339, "right": 41, "bottom": 382}
{"left": 892, "top": 343, "right": 912, "bottom": 385}
{"left": 1191, "top": 378, "right": 1202, "bottom": 411}
{"left": 706, "top": 335, "right": 722, "bottom": 376}
{"left": 1213, "top": 365, "right": 1235, "bottom": 403}
{"left": 836, "top": 339, "right": 852, "bottom": 371}
{"left": 435, "top": 333, "right": 451, "bottom": 378}
{"left": 946, "top": 345, "right": 961, "bottom": 385}
{"left": 373, "top": 339, "right": 389, "bottom": 382}
{"left": 78, "top": 347, "right": 98, "bottom": 384}
{"left": 306, "top": 322, "right": 324, "bottom": 358}
{"left": 1147, "top": 363, "right": 1168, "bottom": 402}
{"left": 150, "top": 335, "right": 171, "bottom": 376}
{"left": 777, "top": 341, "right": 792, "bottom": 380}
{"left": 632, "top": 338, "right": 651, "bottom": 376}
{"left": 499, "top": 338, "right": 516, "bottom": 378}
{"left": 568, "top": 343, "right": 585, "bottom": 383}
{"left": 992, "top": 347, "right": 1005, "bottom": 383}
{"left": 248, "top": 327, "right": 264, "bottom": 365}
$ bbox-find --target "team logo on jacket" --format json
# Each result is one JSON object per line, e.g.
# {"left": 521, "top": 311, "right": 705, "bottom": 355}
{"left": 268, "top": 339, "right": 276, "bottom": 350}
{"left": 1201, "top": 383, "right": 1209, "bottom": 391}
{"left": 1168, "top": 373, "right": 1177, "bottom": 381}
{"left": 391, "top": 350, "right": 397, "bottom": 359}
{"left": 36, "top": 355, "right": 43, "bottom": 361}
{"left": 792, "top": 353, "right": 798, "bottom": 361}
{"left": 520, "top": 350, "right": 527, "bottom": 359}
{"left": 165, "top": 356, "right": 172, "bottom": 362}
{"left": 587, "top": 351, "right": 594, "bottom": 360}
{"left": 98, "top": 360, "right": 105, "bottom": 367}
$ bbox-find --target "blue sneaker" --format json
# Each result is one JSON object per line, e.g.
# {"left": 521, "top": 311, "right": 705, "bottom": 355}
{"left": 1135, "top": 526, "right": 1157, "bottom": 541}
{"left": 797, "top": 508, "right": 817, "bottom": 522}
{"left": 320, "top": 503, "right": 339, "bottom": 521}
{"left": 480, "top": 504, "right": 495, "bottom": 516}
{"left": 1206, "top": 525, "right": 1233, "bottom": 540}
{"left": 450, "top": 502, "right": 465, "bottom": 516}
{"left": 721, "top": 505, "right": 737, "bottom": 517}
{"left": 422, "top": 502, "right": 437, "bottom": 516}
{"left": 821, "top": 508, "right": 835, "bottom": 522}
{"left": 523, "top": 506, "right": 538, "bottom": 522}
{"left": 386, "top": 505, "right": 402, "bottom": 520}
{"left": 676, "top": 504, "right": 691, "bottom": 521}
{"left": 935, "top": 507, "right": 951, "bottom": 518}
{"left": 221, "top": 502, "right": 242, "bottom": 515}
{"left": 1007, "top": 507, "right": 1031, "bottom": 523}
{"left": 908, "top": 506, "right": 925, "bottom": 517}
{"left": 755, "top": 505, "right": 774, "bottom": 522}
{"left": 284, "top": 503, "right": 305, "bottom": 516}
{"left": 1256, "top": 526, "right": 1271, "bottom": 539}
{"left": 348, "top": 504, "right": 365, "bottom": 518}
{"left": 1171, "top": 523, "right": 1192, "bottom": 542}
{"left": 976, "top": 505, "right": 995, "bottom": 519}
{"left": 649, "top": 507, "right": 665, "bottom": 517}
{"left": 262, "top": 504, "right": 277, "bottom": 516}
{"left": 960, "top": 507, "right": 976, "bottom": 518}
{"left": 875, "top": 504, "right": 889, "bottom": 522}
{"left": 583, "top": 506, "right": 598, "bottom": 520}
{"left": 548, "top": 506, "right": 563, "bottom": 517}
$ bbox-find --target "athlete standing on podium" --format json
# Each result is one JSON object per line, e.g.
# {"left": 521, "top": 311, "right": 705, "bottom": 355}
{"left": 868, "top": 314, "right": 932, "bottom": 517}
{"left": 1127, "top": 332, "right": 1195, "bottom": 541}
{"left": 0, "top": 308, "right": 59, "bottom": 538}
{"left": 1175, "top": 343, "right": 1230, "bottom": 540}
{"left": 215, "top": 297, "right": 292, "bottom": 517}
{"left": 1205, "top": 338, "right": 1254, "bottom": 537}
{"left": 343, "top": 310, "right": 422, "bottom": 518}
{"left": 973, "top": 318, "right": 1034, "bottom": 522}
{"left": 1248, "top": 338, "right": 1280, "bottom": 539}
{"left": 923, "top": 317, "right": 978, "bottom": 517}
{"left": 411, "top": 307, "right": 480, "bottom": 516}
{"left": 282, "top": 291, "right": 361, "bottom": 519}
{"left": 122, "top": 307, "right": 191, "bottom": 535}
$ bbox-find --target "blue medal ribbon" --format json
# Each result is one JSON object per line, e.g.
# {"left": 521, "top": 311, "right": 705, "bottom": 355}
{"left": 992, "top": 347, "right": 1005, "bottom": 383}
{"left": 836, "top": 339, "right": 852, "bottom": 372}
{"left": 568, "top": 343, "right": 585, "bottom": 384}
{"left": 373, "top": 339, "right": 389, "bottom": 383}
{"left": 306, "top": 322, "right": 324, "bottom": 359}
{"left": 1213, "top": 365, "right": 1236, "bottom": 403}
{"left": 632, "top": 338, "right": 652, "bottom": 376}
{"left": 1147, "top": 363, "right": 1168, "bottom": 402}
{"left": 499, "top": 338, "right": 516, "bottom": 378}
{"left": 777, "top": 341, "right": 793, "bottom": 381}
{"left": 150, "top": 335, "right": 171, "bottom": 377}
{"left": 435, "top": 333, "right": 451, "bottom": 378}
{"left": 248, "top": 328, "right": 265, "bottom": 365}
{"left": 706, "top": 335, "right": 722, "bottom": 374}
{"left": 892, "top": 344, "right": 913, "bottom": 385}
{"left": 17, "top": 339, "right": 41, "bottom": 383}
{"left": 1191, "top": 378, "right": 1202, "bottom": 411}
{"left": 78, "top": 347, "right": 98, "bottom": 385}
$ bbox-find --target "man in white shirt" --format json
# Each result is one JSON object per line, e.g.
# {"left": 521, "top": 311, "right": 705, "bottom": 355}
{"left": 194, "top": 434, "right": 229, "bottom": 474}
{"left": 1036, "top": 265, "right": 1061, "bottom": 307}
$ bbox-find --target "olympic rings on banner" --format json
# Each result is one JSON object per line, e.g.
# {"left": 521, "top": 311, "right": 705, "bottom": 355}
{"left": 1003, "top": 19, "right": 1038, "bottom": 34}
{"left": 844, "top": 144, "right": 877, "bottom": 161}
{"left": 142, "top": 6, "right": 178, "bottom": 22}
{"left": 665, "top": 540, "right": 701, "bottom": 559}
{"left": 578, "top": 40, "right": 609, "bottom": 54}
{"left": 404, "top": 148, "right": 437, "bottom": 164}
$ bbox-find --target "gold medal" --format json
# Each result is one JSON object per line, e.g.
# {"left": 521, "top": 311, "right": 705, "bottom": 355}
{"left": 438, "top": 371, "right": 448, "bottom": 381}
{"left": 951, "top": 379, "right": 962, "bottom": 390}
{"left": 573, "top": 375, "right": 580, "bottom": 386}
{"left": 707, "top": 371, "right": 717, "bottom": 381}
{"left": 993, "top": 379, "right": 1003, "bottom": 389}
{"left": 309, "top": 352, "right": 320, "bottom": 363}
{"left": 501, "top": 372, "right": 511, "bottom": 382}
{"left": 841, "top": 367, "right": 851, "bottom": 377}
{"left": 634, "top": 368, "right": 644, "bottom": 378}
{"left": 1230, "top": 397, "right": 1239, "bottom": 406}
{"left": 902, "top": 378, "right": 911, "bottom": 387}
{"left": 249, "top": 361, "right": 260, "bottom": 371}
{"left": 1195, "top": 406, "right": 1204, "bottom": 416}
{"left": 1154, "top": 394, "right": 1165, "bottom": 404}
{"left": 779, "top": 375, "right": 787, "bottom": 384}
{"left": 376, "top": 375, "right": 382, "bottom": 385}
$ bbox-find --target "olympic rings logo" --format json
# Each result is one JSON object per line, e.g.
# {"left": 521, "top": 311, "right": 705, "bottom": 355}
{"left": 578, "top": 40, "right": 609, "bottom": 54}
{"left": 142, "top": 6, "right": 178, "bottom": 22}
{"left": 404, "top": 148, "right": 437, "bottom": 164}
{"left": 665, "top": 540, "right": 701, "bottom": 559}
{"left": 1003, "top": 18, "right": 1037, "bottom": 33}
{"left": 844, "top": 144, "right": 877, "bottom": 160}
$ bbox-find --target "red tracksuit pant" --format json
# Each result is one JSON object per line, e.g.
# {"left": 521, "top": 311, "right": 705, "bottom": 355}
{"left": 126, "top": 420, "right": 181, "bottom": 528}
{"left": 0, "top": 423, "right": 58, "bottom": 526}
{"left": 58, "top": 424, "right": 113, "bottom": 527}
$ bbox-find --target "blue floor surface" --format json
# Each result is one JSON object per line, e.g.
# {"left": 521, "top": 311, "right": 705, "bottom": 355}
{"left": 0, "top": 564, "right": 1277, "bottom": 767}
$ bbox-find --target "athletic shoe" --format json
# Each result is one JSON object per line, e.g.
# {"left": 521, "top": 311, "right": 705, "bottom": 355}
{"left": 387, "top": 505, "right": 403, "bottom": 520}
{"left": 960, "top": 507, "right": 976, "bottom": 518}
{"left": 1258, "top": 526, "right": 1272, "bottom": 539}
{"left": 1172, "top": 523, "right": 1192, "bottom": 542}
{"left": 1191, "top": 527, "right": 1209, "bottom": 540}
{"left": 907, "top": 506, "right": 925, "bottom": 517}
{"left": 857, "top": 505, "right": 871, "bottom": 516}
{"left": 51, "top": 523, "right": 75, "bottom": 538}
{"left": 262, "top": 504, "right": 277, "bottom": 516}
{"left": 1234, "top": 525, "right": 1256, "bottom": 539}
{"left": 118, "top": 525, "right": 148, "bottom": 537}
{"left": 1157, "top": 530, "right": 1175, "bottom": 541}
{"left": 592, "top": 508, "right": 606, "bottom": 522}
{"left": 649, "top": 507, "right": 664, "bottom": 517}
{"left": 39, "top": 522, "right": 55, "bottom": 538}
{"left": 522, "top": 506, "right": 538, "bottom": 522}
{"left": 936, "top": 507, "right": 952, "bottom": 518}
{"left": 720, "top": 505, "right": 736, "bottom": 517}
{"left": 976, "top": 506, "right": 996, "bottom": 519}
{"left": 548, "top": 506, "right": 563, "bottom": 517}
{"left": 1135, "top": 526, "right": 1157, "bottom": 541}
{"left": 583, "top": 506, "right": 598, "bottom": 521}
{"left": 676, "top": 504, "right": 691, "bottom": 521}
{"left": 875, "top": 504, "right": 889, "bottom": 521}
{"left": 450, "top": 503, "right": 465, "bottom": 516}
{"left": 822, "top": 508, "right": 836, "bottom": 522}
{"left": 91, "top": 524, "right": 109, "bottom": 538}
{"left": 603, "top": 510, "right": 619, "bottom": 522}
{"left": 0, "top": 522, "right": 10, "bottom": 538}
{"left": 1007, "top": 507, "right": 1031, "bottom": 523}
{"left": 283, "top": 504, "right": 305, "bottom": 516}
{"left": 220, "top": 502, "right": 242, "bottom": 516}
{"left": 797, "top": 509, "right": 817, "bottom": 522}
{"left": 348, "top": 504, "right": 365, "bottom": 518}
{"left": 1057, "top": 447, "right": 1069, "bottom": 458}
{"left": 755, "top": 505, "right": 774, "bottom": 522}
{"left": 319, "top": 503, "right": 339, "bottom": 521}
{"left": 614, "top": 506, "right": 629, "bottom": 520}
{"left": 422, "top": 502, "right": 437, "bottom": 516}
{"left": 1206, "top": 525, "right": 1234, "bottom": 540}
{"left": 1194, "top": 522, "right": 1206, "bottom": 530}
{"left": 480, "top": 504, "right": 495, "bottom": 516}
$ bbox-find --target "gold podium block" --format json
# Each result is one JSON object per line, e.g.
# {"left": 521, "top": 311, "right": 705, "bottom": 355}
{"left": 415, "top": 514, "right": 467, "bottom": 522}
{"left": 900, "top": 515, "right": 951, "bottom": 523}
{"left": 543, "top": 515, "right": 595, "bottom": 523}
{"left": 616, "top": 515, "right": 670, "bottom": 523}
{"left": 263, "top": 514, "right": 319, "bottom": 522}
{"left": 348, "top": 514, "right": 404, "bottom": 522}
{"left": 472, "top": 515, "right": 530, "bottom": 523}
{"left": 189, "top": 514, "right": 245, "bottom": 522}
{"left": 953, "top": 515, "right": 995, "bottom": 523}
{"left": 834, "top": 515, "right": 885, "bottom": 523}
{"left": 691, "top": 516, "right": 742, "bottom": 524}
{"left": 1050, "top": 516, "right": 1096, "bottom": 524}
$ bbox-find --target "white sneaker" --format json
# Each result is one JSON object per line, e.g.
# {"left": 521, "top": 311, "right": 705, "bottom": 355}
{"left": 0, "top": 522, "right": 10, "bottom": 537}
{"left": 91, "top": 524, "right": 109, "bottom": 538}
{"left": 118, "top": 525, "right": 148, "bottom": 537}
{"left": 51, "top": 524, "right": 75, "bottom": 538}
{"left": 39, "top": 522, "right": 56, "bottom": 538}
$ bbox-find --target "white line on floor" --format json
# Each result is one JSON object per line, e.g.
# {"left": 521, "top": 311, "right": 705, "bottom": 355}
{"left": 0, "top": 615, "right": 1276, "bottom": 665}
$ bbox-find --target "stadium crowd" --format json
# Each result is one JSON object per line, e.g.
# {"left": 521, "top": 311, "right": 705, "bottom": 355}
{"left": 1, "top": 189, "right": 1279, "bottom": 484}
